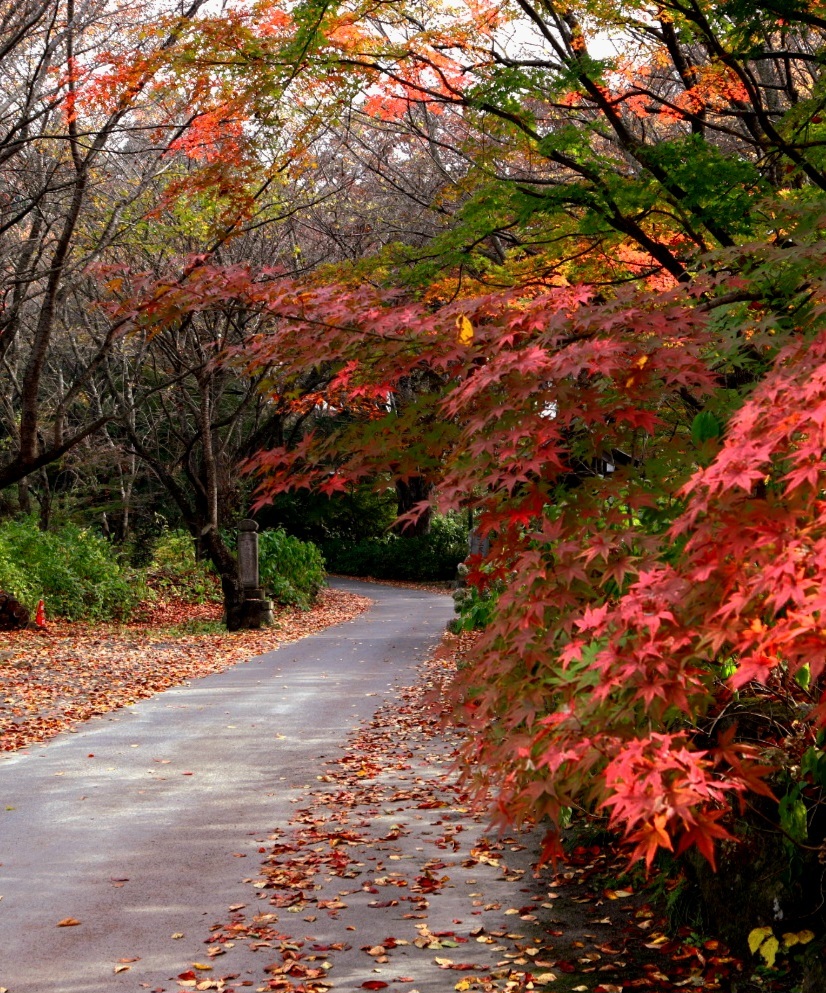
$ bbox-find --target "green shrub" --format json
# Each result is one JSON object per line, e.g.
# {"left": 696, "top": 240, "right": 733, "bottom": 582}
{"left": 145, "top": 530, "right": 221, "bottom": 602}
{"left": 449, "top": 565, "right": 503, "bottom": 631}
{"left": 260, "top": 487, "right": 397, "bottom": 544}
{"left": 0, "top": 518, "right": 143, "bottom": 620}
{"left": 321, "top": 513, "right": 468, "bottom": 581}
{"left": 258, "top": 528, "right": 326, "bottom": 609}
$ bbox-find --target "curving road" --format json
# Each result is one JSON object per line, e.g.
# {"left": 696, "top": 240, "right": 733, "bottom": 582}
{"left": 0, "top": 580, "right": 454, "bottom": 993}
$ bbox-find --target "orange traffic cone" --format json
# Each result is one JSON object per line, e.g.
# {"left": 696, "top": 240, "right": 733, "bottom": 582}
{"left": 35, "top": 599, "right": 46, "bottom": 627}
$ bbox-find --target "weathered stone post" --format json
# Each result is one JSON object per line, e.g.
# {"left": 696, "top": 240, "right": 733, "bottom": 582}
{"left": 236, "top": 519, "right": 274, "bottom": 629}
{"left": 237, "top": 519, "right": 260, "bottom": 593}
{"left": 467, "top": 528, "right": 490, "bottom": 559}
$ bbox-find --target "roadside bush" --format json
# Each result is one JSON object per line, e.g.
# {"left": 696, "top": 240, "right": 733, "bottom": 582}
{"left": 449, "top": 564, "right": 503, "bottom": 631}
{"left": 258, "top": 528, "right": 326, "bottom": 609}
{"left": 322, "top": 513, "right": 467, "bottom": 581}
{"left": 145, "top": 530, "right": 221, "bottom": 602}
{"left": 0, "top": 518, "right": 142, "bottom": 620}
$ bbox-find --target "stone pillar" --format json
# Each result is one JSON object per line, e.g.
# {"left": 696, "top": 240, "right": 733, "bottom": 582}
{"left": 467, "top": 529, "right": 490, "bottom": 559}
{"left": 236, "top": 519, "right": 273, "bottom": 629}
{"left": 237, "top": 519, "right": 260, "bottom": 595}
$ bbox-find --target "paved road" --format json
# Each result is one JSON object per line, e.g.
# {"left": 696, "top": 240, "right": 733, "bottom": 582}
{"left": 0, "top": 580, "right": 454, "bottom": 993}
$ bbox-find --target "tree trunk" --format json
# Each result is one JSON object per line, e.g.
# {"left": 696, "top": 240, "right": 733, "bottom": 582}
{"left": 394, "top": 476, "right": 433, "bottom": 536}
{"left": 36, "top": 468, "right": 51, "bottom": 532}
{"left": 198, "top": 525, "right": 242, "bottom": 630}
{"left": 17, "top": 479, "right": 31, "bottom": 516}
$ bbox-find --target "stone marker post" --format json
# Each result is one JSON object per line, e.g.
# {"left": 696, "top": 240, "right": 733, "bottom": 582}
{"left": 236, "top": 519, "right": 274, "bottom": 629}
{"left": 467, "top": 528, "right": 490, "bottom": 559}
{"left": 237, "top": 520, "right": 260, "bottom": 593}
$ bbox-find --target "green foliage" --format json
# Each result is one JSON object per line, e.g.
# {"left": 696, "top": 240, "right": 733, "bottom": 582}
{"left": 691, "top": 410, "right": 723, "bottom": 446}
{"left": 801, "top": 742, "right": 826, "bottom": 788}
{"left": 450, "top": 564, "right": 503, "bottom": 631}
{"left": 261, "top": 487, "right": 397, "bottom": 544}
{"left": 644, "top": 136, "right": 763, "bottom": 236}
{"left": 321, "top": 513, "right": 467, "bottom": 582}
{"left": 0, "top": 518, "right": 143, "bottom": 621}
{"left": 779, "top": 784, "right": 809, "bottom": 846}
{"left": 258, "top": 528, "right": 326, "bottom": 609}
{"left": 144, "top": 530, "right": 221, "bottom": 603}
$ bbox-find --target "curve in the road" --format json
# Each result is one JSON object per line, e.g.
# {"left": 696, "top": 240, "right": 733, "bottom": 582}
{"left": 0, "top": 579, "right": 454, "bottom": 993}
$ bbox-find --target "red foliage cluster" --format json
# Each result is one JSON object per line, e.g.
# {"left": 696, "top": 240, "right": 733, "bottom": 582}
{"left": 109, "top": 247, "right": 826, "bottom": 868}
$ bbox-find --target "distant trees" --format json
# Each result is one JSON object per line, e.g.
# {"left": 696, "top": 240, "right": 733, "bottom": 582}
{"left": 0, "top": 0, "right": 214, "bottom": 499}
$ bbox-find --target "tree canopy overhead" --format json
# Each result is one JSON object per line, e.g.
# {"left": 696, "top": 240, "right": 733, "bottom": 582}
{"left": 4, "top": 0, "right": 826, "bottom": 881}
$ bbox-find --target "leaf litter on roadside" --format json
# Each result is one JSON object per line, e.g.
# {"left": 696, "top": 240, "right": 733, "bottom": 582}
{"left": 0, "top": 588, "right": 369, "bottom": 751}
{"left": 172, "top": 633, "right": 756, "bottom": 993}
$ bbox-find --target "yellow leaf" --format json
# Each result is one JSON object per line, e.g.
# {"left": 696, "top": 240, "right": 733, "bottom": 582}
{"left": 455, "top": 981, "right": 472, "bottom": 991}
{"left": 760, "top": 935, "right": 780, "bottom": 968}
{"left": 635, "top": 354, "right": 649, "bottom": 369}
{"left": 192, "top": 962, "right": 212, "bottom": 971}
{"left": 748, "top": 926, "right": 774, "bottom": 954}
{"left": 782, "top": 929, "right": 815, "bottom": 948}
{"left": 456, "top": 315, "right": 474, "bottom": 345}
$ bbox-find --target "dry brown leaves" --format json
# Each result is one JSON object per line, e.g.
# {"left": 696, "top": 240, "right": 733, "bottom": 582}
{"left": 0, "top": 588, "right": 370, "bottom": 751}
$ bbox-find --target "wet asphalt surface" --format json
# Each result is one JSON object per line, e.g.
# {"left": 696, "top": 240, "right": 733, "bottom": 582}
{"left": 0, "top": 580, "right": 460, "bottom": 992}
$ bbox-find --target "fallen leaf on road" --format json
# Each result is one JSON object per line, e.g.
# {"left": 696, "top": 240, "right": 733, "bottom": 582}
{"left": 114, "top": 965, "right": 130, "bottom": 973}
{"left": 1, "top": 588, "right": 370, "bottom": 753}
{"left": 57, "top": 917, "right": 81, "bottom": 927}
